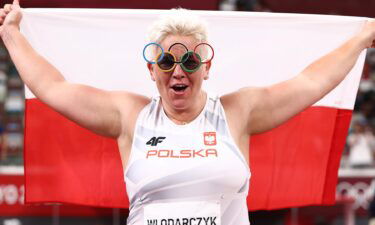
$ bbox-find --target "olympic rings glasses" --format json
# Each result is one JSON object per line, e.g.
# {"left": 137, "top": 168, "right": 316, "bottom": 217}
{"left": 143, "top": 42, "right": 214, "bottom": 73}
{"left": 155, "top": 51, "right": 202, "bottom": 73}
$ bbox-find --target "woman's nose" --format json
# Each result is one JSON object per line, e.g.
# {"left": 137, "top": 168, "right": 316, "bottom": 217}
{"left": 172, "top": 64, "right": 186, "bottom": 79}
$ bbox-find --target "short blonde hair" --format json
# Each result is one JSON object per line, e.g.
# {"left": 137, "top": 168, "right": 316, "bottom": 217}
{"left": 148, "top": 8, "right": 208, "bottom": 44}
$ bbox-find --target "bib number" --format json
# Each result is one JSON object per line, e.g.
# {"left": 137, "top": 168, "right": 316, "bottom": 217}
{"left": 144, "top": 201, "right": 221, "bottom": 225}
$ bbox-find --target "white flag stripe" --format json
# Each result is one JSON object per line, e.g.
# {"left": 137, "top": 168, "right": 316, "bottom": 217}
{"left": 21, "top": 9, "right": 367, "bottom": 110}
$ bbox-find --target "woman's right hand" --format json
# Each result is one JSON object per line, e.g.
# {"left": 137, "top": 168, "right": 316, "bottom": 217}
{"left": 0, "top": 0, "right": 22, "bottom": 33}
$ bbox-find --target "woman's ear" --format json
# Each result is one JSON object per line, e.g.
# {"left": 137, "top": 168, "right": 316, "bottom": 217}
{"left": 147, "top": 63, "right": 156, "bottom": 81}
{"left": 203, "top": 61, "right": 212, "bottom": 80}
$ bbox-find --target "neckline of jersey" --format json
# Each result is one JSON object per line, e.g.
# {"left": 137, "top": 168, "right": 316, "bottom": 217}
{"left": 160, "top": 92, "right": 210, "bottom": 128}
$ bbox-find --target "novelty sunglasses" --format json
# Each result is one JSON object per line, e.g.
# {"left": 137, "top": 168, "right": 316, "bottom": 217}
{"left": 143, "top": 42, "right": 214, "bottom": 73}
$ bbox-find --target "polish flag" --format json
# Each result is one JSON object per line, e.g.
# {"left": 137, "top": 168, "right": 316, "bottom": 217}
{"left": 22, "top": 9, "right": 367, "bottom": 210}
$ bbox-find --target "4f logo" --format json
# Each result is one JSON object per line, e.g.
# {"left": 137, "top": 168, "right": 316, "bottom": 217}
{"left": 146, "top": 137, "right": 166, "bottom": 146}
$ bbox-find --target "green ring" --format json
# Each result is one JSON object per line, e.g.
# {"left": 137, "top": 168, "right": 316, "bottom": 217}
{"left": 181, "top": 51, "right": 202, "bottom": 73}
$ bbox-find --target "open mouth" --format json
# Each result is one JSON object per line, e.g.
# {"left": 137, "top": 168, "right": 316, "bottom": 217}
{"left": 171, "top": 84, "right": 188, "bottom": 92}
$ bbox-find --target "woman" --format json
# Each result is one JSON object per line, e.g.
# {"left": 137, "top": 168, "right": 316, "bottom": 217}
{"left": 1, "top": 1, "right": 375, "bottom": 224}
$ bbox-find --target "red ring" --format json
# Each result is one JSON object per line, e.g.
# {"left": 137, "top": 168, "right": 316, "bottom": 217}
{"left": 193, "top": 43, "right": 214, "bottom": 64}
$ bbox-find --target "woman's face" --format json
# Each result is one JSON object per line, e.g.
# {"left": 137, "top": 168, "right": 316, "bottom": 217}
{"left": 147, "top": 35, "right": 211, "bottom": 110}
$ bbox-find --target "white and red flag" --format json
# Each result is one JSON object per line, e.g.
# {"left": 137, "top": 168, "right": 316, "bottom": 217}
{"left": 21, "top": 9, "right": 367, "bottom": 210}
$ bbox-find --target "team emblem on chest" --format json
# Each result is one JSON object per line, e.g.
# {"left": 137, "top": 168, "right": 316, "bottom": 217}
{"left": 204, "top": 132, "right": 217, "bottom": 146}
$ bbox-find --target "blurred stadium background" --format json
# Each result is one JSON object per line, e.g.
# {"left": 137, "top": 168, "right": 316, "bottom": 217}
{"left": 0, "top": 0, "right": 374, "bottom": 224}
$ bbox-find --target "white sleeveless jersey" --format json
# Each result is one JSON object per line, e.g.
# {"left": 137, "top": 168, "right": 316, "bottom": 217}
{"left": 124, "top": 94, "right": 251, "bottom": 225}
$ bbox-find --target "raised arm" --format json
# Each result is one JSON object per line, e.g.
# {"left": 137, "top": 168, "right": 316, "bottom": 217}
{"left": 0, "top": 1, "right": 149, "bottom": 138}
{"left": 222, "top": 20, "right": 375, "bottom": 135}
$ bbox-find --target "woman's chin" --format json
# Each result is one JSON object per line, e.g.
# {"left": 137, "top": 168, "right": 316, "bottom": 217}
{"left": 169, "top": 99, "right": 190, "bottom": 110}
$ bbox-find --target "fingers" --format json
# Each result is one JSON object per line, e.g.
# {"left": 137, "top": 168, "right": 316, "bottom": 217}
{"left": 12, "top": 0, "right": 20, "bottom": 10}
{"left": 369, "top": 20, "right": 375, "bottom": 48}
{"left": 3, "top": 0, "right": 19, "bottom": 13}
{"left": 1, "top": 1, "right": 20, "bottom": 18}
{"left": 4, "top": 4, "right": 11, "bottom": 13}
{"left": 0, "top": 9, "right": 5, "bottom": 25}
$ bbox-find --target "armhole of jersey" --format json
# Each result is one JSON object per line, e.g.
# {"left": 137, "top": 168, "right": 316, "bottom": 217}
{"left": 218, "top": 97, "right": 250, "bottom": 169}
{"left": 123, "top": 97, "right": 157, "bottom": 176}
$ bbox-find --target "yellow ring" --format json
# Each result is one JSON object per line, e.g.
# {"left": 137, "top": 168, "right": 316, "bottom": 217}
{"left": 155, "top": 51, "right": 177, "bottom": 72}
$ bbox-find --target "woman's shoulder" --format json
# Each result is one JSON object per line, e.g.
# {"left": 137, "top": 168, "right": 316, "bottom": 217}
{"left": 114, "top": 91, "right": 151, "bottom": 109}
{"left": 114, "top": 91, "right": 152, "bottom": 134}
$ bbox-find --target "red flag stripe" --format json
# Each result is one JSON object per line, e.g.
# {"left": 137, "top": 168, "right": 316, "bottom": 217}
{"left": 24, "top": 99, "right": 351, "bottom": 210}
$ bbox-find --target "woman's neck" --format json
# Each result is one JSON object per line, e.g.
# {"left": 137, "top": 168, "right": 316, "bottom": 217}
{"left": 162, "top": 91, "right": 207, "bottom": 125}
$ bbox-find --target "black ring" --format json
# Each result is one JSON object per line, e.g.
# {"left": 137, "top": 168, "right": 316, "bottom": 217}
{"left": 168, "top": 43, "right": 189, "bottom": 63}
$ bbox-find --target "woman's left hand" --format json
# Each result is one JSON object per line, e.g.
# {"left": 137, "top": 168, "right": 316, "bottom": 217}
{"left": 357, "top": 20, "right": 375, "bottom": 49}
